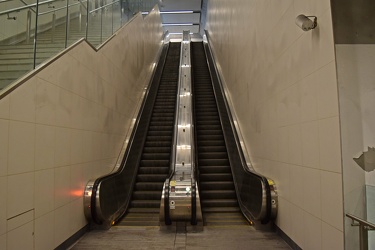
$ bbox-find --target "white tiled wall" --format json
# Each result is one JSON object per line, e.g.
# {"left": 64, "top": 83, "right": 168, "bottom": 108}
{"left": 206, "top": 0, "right": 343, "bottom": 248}
{"left": 0, "top": 8, "right": 163, "bottom": 249}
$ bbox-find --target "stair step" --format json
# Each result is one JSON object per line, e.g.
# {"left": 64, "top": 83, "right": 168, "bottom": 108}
{"left": 201, "top": 190, "right": 236, "bottom": 199}
{"left": 137, "top": 174, "right": 168, "bottom": 182}
{"left": 134, "top": 182, "right": 164, "bottom": 191}
{"left": 200, "top": 173, "right": 233, "bottom": 182}
{"left": 130, "top": 199, "right": 161, "bottom": 208}
{"left": 199, "top": 165, "right": 231, "bottom": 173}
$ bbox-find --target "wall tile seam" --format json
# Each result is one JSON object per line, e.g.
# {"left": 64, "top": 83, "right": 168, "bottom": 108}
{"left": 261, "top": 3, "right": 300, "bottom": 63}
{"left": 34, "top": 76, "right": 113, "bottom": 108}
{"left": 270, "top": 114, "right": 340, "bottom": 128}
{"left": 272, "top": 58, "right": 336, "bottom": 96}
{"left": 36, "top": 72, "right": 149, "bottom": 112}
{"left": 249, "top": 25, "right": 334, "bottom": 83}
{"left": 252, "top": 156, "right": 342, "bottom": 174}
{"left": 256, "top": 159, "right": 320, "bottom": 171}
{"left": 0, "top": 96, "right": 11, "bottom": 119}
{"left": 281, "top": 196, "right": 344, "bottom": 233}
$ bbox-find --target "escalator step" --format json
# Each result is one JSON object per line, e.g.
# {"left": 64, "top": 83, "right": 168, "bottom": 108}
{"left": 144, "top": 141, "right": 171, "bottom": 147}
{"left": 132, "top": 191, "right": 163, "bottom": 200}
{"left": 198, "top": 146, "right": 227, "bottom": 153}
{"left": 141, "top": 153, "right": 170, "bottom": 160}
{"left": 138, "top": 167, "right": 169, "bottom": 174}
{"left": 200, "top": 181, "right": 235, "bottom": 190}
{"left": 201, "top": 199, "right": 238, "bottom": 207}
{"left": 130, "top": 200, "right": 161, "bottom": 208}
{"left": 198, "top": 152, "right": 228, "bottom": 159}
{"left": 127, "top": 207, "right": 160, "bottom": 213}
{"left": 143, "top": 146, "right": 171, "bottom": 153}
{"left": 198, "top": 158, "right": 230, "bottom": 166}
{"left": 199, "top": 165, "right": 231, "bottom": 173}
{"left": 147, "top": 131, "right": 172, "bottom": 137}
{"left": 197, "top": 140, "right": 226, "bottom": 147}
{"left": 200, "top": 190, "right": 236, "bottom": 199}
{"left": 202, "top": 207, "right": 241, "bottom": 213}
{"left": 137, "top": 174, "right": 168, "bottom": 182}
{"left": 145, "top": 135, "right": 172, "bottom": 141}
{"left": 140, "top": 159, "right": 170, "bottom": 167}
{"left": 197, "top": 134, "right": 224, "bottom": 141}
{"left": 134, "top": 182, "right": 164, "bottom": 191}
{"left": 200, "top": 173, "right": 233, "bottom": 182}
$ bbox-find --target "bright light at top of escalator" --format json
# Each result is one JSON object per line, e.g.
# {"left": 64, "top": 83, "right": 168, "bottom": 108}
{"left": 180, "top": 92, "right": 191, "bottom": 97}
{"left": 177, "top": 145, "right": 191, "bottom": 150}
{"left": 162, "top": 23, "right": 193, "bottom": 26}
{"left": 160, "top": 11, "right": 194, "bottom": 14}
{"left": 178, "top": 124, "right": 191, "bottom": 128}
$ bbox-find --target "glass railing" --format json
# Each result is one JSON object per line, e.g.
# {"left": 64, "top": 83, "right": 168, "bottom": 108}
{"left": 0, "top": 0, "right": 158, "bottom": 90}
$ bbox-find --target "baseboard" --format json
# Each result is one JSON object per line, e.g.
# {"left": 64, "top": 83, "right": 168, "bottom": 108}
{"left": 275, "top": 225, "right": 302, "bottom": 250}
{"left": 55, "top": 224, "right": 89, "bottom": 250}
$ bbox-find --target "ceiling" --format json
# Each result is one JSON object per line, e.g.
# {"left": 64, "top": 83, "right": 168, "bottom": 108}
{"left": 158, "top": 0, "right": 203, "bottom": 35}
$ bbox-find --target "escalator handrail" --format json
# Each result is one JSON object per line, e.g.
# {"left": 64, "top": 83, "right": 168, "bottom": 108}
{"left": 190, "top": 47, "right": 200, "bottom": 226}
{"left": 87, "top": 39, "right": 171, "bottom": 226}
{"left": 202, "top": 32, "right": 276, "bottom": 223}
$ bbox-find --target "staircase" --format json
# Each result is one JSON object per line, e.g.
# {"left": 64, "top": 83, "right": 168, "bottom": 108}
{"left": 0, "top": 8, "right": 120, "bottom": 90}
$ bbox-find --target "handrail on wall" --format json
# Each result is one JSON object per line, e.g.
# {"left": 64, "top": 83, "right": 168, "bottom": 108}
{"left": 0, "top": 0, "right": 145, "bottom": 92}
{"left": 347, "top": 213, "right": 375, "bottom": 250}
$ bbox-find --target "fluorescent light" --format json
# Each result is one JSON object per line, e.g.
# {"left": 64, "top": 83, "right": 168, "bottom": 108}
{"left": 160, "top": 11, "right": 194, "bottom": 14}
{"left": 163, "top": 23, "right": 194, "bottom": 26}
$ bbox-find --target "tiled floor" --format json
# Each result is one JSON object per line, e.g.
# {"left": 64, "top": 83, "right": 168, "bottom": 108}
{"left": 70, "top": 225, "right": 291, "bottom": 250}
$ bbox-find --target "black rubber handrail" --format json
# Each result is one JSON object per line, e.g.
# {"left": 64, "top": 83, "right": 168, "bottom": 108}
{"left": 190, "top": 47, "right": 200, "bottom": 226}
{"left": 164, "top": 178, "right": 172, "bottom": 225}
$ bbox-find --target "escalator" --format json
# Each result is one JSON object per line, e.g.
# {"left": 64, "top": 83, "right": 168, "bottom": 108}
{"left": 191, "top": 42, "right": 248, "bottom": 226}
{"left": 86, "top": 42, "right": 181, "bottom": 227}
{"left": 117, "top": 42, "right": 181, "bottom": 226}
{"left": 87, "top": 39, "right": 276, "bottom": 229}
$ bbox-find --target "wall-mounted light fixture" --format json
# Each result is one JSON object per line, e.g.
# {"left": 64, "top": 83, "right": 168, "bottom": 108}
{"left": 295, "top": 15, "right": 317, "bottom": 31}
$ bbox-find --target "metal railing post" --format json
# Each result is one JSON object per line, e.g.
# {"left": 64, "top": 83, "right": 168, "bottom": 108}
{"left": 79, "top": 7, "right": 82, "bottom": 32}
{"left": 85, "top": 0, "right": 89, "bottom": 40}
{"left": 347, "top": 214, "right": 375, "bottom": 250}
{"left": 51, "top": 12, "right": 56, "bottom": 42}
{"left": 33, "top": 0, "right": 40, "bottom": 69}
{"left": 26, "top": 10, "right": 31, "bottom": 44}
{"left": 100, "top": 6, "right": 103, "bottom": 43}
{"left": 359, "top": 224, "right": 369, "bottom": 250}
{"left": 65, "top": 0, "right": 70, "bottom": 48}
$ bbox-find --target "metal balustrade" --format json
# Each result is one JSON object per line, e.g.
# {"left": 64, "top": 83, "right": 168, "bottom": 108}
{"left": 0, "top": 0, "right": 158, "bottom": 90}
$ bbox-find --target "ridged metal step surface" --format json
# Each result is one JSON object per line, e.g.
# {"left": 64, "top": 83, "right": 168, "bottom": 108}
{"left": 192, "top": 42, "right": 248, "bottom": 226}
{"left": 116, "top": 43, "right": 181, "bottom": 227}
